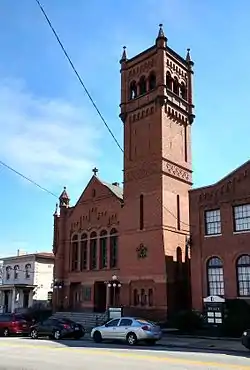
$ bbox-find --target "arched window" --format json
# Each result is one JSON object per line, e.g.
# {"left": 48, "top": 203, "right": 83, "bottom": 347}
{"left": 166, "top": 71, "right": 172, "bottom": 90}
{"left": 138, "top": 76, "right": 147, "bottom": 95}
{"left": 71, "top": 234, "right": 79, "bottom": 272}
{"left": 237, "top": 255, "right": 250, "bottom": 296}
{"left": 207, "top": 257, "right": 224, "bottom": 296}
{"left": 25, "top": 263, "right": 31, "bottom": 279}
{"left": 173, "top": 77, "right": 179, "bottom": 95}
{"left": 133, "top": 289, "right": 139, "bottom": 306}
{"left": 129, "top": 81, "right": 137, "bottom": 100}
{"left": 148, "top": 288, "right": 153, "bottom": 306}
{"left": 148, "top": 72, "right": 156, "bottom": 90}
{"left": 180, "top": 82, "right": 187, "bottom": 100}
{"left": 6, "top": 266, "right": 11, "bottom": 280}
{"left": 176, "top": 247, "right": 182, "bottom": 263}
{"left": 141, "top": 289, "right": 146, "bottom": 306}
{"left": 14, "top": 265, "right": 19, "bottom": 280}
{"left": 89, "top": 232, "right": 97, "bottom": 270}
{"left": 80, "top": 233, "right": 88, "bottom": 271}
{"left": 100, "top": 230, "right": 108, "bottom": 269}
{"left": 110, "top": 228, "right": 118, "bottom": 269}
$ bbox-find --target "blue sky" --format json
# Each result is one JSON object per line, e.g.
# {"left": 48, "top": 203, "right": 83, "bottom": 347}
{"left": 0, "top": 0, "right": 249, "bottom": 256}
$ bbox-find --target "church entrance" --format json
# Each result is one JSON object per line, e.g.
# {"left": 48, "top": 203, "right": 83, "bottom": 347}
{"left": 94, "top": 282, "right": 106, "bottom": 313}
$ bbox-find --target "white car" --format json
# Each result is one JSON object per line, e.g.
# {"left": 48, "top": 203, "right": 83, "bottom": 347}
{"left": 91, "top": 317, "right": 162, "bottom": 346}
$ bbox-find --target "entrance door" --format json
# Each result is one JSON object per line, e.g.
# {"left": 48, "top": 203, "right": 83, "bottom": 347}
{"left": 4, "top": 291, "right": 9, "bottom": 313}
{"left": 23, "top": 290, "right": 29, "bottom": 308}
{"left": 94, "top": 282, "right": 106, "bottom": 312}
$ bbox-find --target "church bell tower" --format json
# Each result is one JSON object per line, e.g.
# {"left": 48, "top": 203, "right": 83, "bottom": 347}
{"left": 119, "top": 24, "right": 194, "bottom": 317}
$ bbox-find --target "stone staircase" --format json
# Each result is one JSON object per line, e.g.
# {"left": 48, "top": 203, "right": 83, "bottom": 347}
{"left": 52, "top": 311, "right": 109, "bottom": 332}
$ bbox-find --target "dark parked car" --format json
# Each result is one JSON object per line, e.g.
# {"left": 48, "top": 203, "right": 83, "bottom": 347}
{"left": 29, "top": 317, "right": 85, "bottom": 340}
{"left": 242, "top": 330, "right": 250, "bottom": 349}
{"left": 0, "top": 313, "right": 32, "bottom": 337}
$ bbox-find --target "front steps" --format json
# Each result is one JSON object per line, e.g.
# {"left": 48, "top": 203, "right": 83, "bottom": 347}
{"left": 52, "top": 311, "right": 108, "bottom": 331}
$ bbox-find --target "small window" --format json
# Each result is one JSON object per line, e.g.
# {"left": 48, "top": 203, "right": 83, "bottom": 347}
{"left": 148, "top": 72, "right": 156, "bottom": 90}
{"left": 148, "top": 288, "right": 153, "bottom": 306}
{"left": 105, "top": 319, "right": 120, "bottom": 327}
{"left": 166, "top": 72, "right": 172, "bottom": 90}
{"left": 173, "top": 77, "right": 179, "bottom": 95}
{"left": 141, "top": 289, "right": 146, "bottom": 306}
{"left": 133, "top": 289, "right": 139, "bottom": 306}
{"left": 6, "top": 266, "right": 11, "bottom": 280}
{"left": 119, "top": 318, "right": 133, "bottom": 327}
{"left": 138, "top": 76, "right": 147, "bottom": 95}
{"left": 25, "top": 263, "right": 31, "bottom": 279}
{"left": 205, "top": 209, "right": 221, "bottom": 235}
{"left": 180, "top": 82, "right": 187, "bottom": 100}
{"left": 233, "top": 204, "right": 250, "bottom": 232}
{"left": 129, "top": 81, "right": 137, "bottom": 100}
{"left": 82, "top": 286, "right": 92, "bottom": 301}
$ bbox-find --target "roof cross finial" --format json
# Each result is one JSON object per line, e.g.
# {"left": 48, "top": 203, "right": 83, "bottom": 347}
{"left": 92, "top": 167, "right": 98, "bottom": 176}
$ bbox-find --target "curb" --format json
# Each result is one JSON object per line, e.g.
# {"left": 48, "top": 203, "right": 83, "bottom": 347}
{"left": 82, "top": 335, "right": 247, "bottom": 354}
{"left": 167, "top": 335, "right": 239, "bottom": 342}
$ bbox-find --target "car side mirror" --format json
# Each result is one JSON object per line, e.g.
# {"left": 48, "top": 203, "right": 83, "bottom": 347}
{"left": 104, "top": 324, "right": 108, "bottom": 327}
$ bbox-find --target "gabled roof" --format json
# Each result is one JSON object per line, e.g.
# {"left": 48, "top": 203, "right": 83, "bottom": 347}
{"left": 190, "top": 159, "right": 250, "bottom": 193}
{"left": 72, "top": 175, "right": 123, "bottom": 210}
{"left": 101, "top": 180, "right": 123, "bottom": 200}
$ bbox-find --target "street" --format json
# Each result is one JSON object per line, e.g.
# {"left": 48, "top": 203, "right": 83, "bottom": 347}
{"left": 0, "top": 337, "right": 250, "bottom": 370}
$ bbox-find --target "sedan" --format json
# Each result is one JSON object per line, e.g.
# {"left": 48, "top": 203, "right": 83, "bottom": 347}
{"left": 91, "top": 317, "right": 162, "bottom": 346}
{"left": 29, "top": 317, "right": 85, "bottom": 340}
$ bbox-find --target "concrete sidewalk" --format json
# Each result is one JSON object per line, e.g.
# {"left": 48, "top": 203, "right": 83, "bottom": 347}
{"left": 158, "top": 335, "right": 247, "bottom": 353}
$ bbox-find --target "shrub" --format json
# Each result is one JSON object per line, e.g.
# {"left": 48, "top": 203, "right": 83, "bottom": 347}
{"left": 171, "top": 309, "right": 203, "bottom": 333}
{"left": 221, "top": 299, "right": 250, "bottom": 337}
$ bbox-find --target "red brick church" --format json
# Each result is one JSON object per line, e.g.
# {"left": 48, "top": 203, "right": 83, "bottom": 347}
{"left": 52, "top": 25, "right": 195, "bottom": 321}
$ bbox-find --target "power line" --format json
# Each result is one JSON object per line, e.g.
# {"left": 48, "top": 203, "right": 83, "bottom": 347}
{"left": 34, "top": 0, "right": 123, "bottom": 153}
{"left": 0, "top": 160, "right": 58, "bottom": 198}
{"left": 34, "top": 1, "right": 191, "bottom": 228}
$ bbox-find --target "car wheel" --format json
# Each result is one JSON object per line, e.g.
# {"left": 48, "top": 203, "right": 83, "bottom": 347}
{"left": 126, "top": 332, "right": 137, "bottom": 346}
{"left": 3, "top": 328, "right": 9, "bottom": 337}
{"left": 30, "top": 329, "right": 38, "bottom": 340}
{"left": 93, "top": 331, "right": 102, "bottom": 343}
{"left": 53, "top": 330, "right": 61, "bottom": 340}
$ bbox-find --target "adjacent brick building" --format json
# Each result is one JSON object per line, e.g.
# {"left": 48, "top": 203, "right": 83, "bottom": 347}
{"left": 53, "top": 25, "right": 195, "bottom": 320}
{"left": 190, "top": 161, "right": 250, "bottom": 311}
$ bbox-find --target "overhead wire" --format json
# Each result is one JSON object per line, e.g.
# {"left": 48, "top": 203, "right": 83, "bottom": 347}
{"left": 0, "top": 1, "right": 191, "bottom": 230}
{"left": 34, "top": 0, "right": 123, "bottom": 153}
{"left": 34, "top": 1, "right": 191, "bottom": 228}
{"left": 0, "top": 160, "right": 58, "bottom": 199}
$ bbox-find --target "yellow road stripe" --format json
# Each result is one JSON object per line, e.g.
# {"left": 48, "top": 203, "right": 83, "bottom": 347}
{"left": 0, "top": 342, "right": 250, "bottom": 369}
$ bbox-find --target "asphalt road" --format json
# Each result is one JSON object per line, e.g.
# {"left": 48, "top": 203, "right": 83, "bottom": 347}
{"left": 0, "top": 337, "right": 250, "bottom": 370}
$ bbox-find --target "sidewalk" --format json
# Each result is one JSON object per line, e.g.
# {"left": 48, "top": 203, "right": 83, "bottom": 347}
{"left": 158, "top": 335, "right": 248, "bottom": 353}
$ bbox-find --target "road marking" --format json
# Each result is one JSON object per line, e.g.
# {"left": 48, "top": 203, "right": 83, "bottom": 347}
{"left": 0, "top": 342, "right": 249, "bottom": 369}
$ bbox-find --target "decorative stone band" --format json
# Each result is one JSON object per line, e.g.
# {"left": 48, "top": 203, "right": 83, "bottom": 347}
{"left": 163, "top": 159, "right": 192, "bottom": 185}
{"left": 125, "top": 159, "right": 192, "bottom": 185}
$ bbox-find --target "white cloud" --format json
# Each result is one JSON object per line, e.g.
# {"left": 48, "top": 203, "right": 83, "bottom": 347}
{"left": 0, "top": 78, "right": 102, "bottom": 187}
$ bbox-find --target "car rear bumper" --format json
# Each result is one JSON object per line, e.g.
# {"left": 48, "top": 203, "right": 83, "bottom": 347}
{"left": 139, "top": 331, "right": 162, "bottom": 341}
